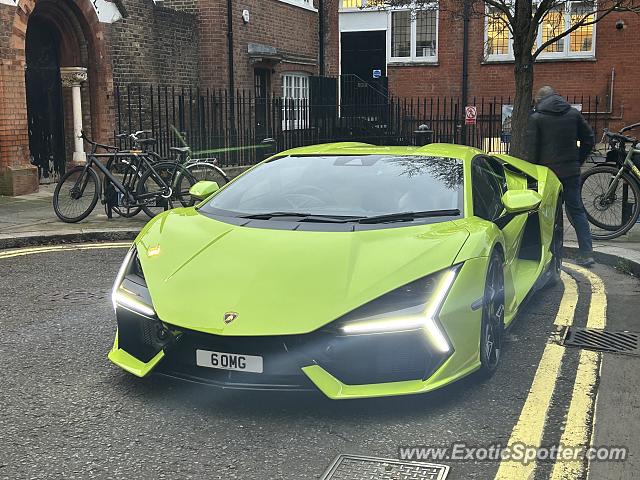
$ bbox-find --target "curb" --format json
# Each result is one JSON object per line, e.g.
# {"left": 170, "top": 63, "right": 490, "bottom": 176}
{"left": 0, "top": 229, "right": 138, "bottom": 250}
{"left": 564, "top": 243, "right": 640, "bottom": 277}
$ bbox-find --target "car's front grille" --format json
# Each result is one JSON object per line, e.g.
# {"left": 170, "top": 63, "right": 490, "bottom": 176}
{"left": 117, "top": 317, "right": 449, "bottom": 389}
{"left": 156, "top": 330, "right": 321, "bottom": 390}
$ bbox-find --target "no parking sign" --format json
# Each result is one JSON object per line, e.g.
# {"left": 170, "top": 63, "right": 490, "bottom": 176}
{"left": 465, "top": 106, "right": 477, "bottom": 125}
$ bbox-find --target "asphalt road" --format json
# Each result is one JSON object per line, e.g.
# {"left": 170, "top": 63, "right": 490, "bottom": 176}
{"left": 0, "top": 245, "right": 636, "bottom": 480}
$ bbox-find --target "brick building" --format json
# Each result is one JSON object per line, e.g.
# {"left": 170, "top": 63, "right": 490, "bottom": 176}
{"left": 331, "top": 0, "right": 640, "bottom": 130}
{"left": 0, "top": 0, "right": 324, "bottom": 195}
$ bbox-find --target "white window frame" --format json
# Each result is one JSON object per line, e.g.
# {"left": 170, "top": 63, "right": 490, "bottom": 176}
{"left": 387, "top": 4, "right": 439, "bottom": 64}
{"left": 277, "top": 0, "right": 318, "bottom": 12}
{"left": 484, "top": 1, "right": 597, "bottom": 62}
{"left": 281, "top": 72, "right": 310, "bottom": 131}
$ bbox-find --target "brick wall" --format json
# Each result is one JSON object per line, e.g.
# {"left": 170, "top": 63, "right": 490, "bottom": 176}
{"left": 385, "top": 1, "right": 640, "bottom": 130}
{"left": 106, "top": 0, "right": 200, "bottom": 87}
{"left": 323, "top": 0, "right": 339, "bottom": 77}
{"left": 0, "top": 2, "right": 36, "bottom": 195}
{"left": 198, "top": 0, "right": 320, "bottom": 94}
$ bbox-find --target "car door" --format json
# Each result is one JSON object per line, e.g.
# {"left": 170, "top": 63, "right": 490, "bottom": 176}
{"left": 471, "top": 155, "right": 527, "bottom": 315}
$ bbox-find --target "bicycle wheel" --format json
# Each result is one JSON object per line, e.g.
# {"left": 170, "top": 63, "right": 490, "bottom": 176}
{"left": 172, "top": 164, "right": 198, "bottom": 207}
{"left": 186, "top": 162, "right": 229, "bottom": 184}
{"left": 105, "top": 155, "right": 143, "bottom": 218}
{"left": 581, "top": 164, "right": 640, "bottom": 240}
{"left": 177, "top": 162, "right": 223, "bottom": 206}
{"left": 53, "top": 166, "right": 100, "bottom": 223}
{"left": 136, "top": 162, "right": 194, "bottom": 218}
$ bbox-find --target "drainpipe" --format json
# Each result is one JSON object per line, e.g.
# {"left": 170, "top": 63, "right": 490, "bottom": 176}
{"left": 318, "top": 0, "right": 325, "bottom": 76}
{"left": 460, "top": 0, "right": 470, "bottom": 145}
{"left": 227, "top": 0, "right": 237, "bottom": 137}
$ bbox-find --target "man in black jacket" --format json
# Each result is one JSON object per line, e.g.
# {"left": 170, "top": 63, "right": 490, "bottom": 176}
{"left": 525, "top": 86, "right": 596, "bottom": 267}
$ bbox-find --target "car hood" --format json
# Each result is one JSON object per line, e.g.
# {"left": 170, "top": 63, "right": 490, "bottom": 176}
{"left": 135, "top": 209, "right": 470, "bottom": 336}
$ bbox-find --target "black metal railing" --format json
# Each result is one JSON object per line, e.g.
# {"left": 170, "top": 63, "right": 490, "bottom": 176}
{"left": 113, "top": 81, "right": 609, "bottom": 166}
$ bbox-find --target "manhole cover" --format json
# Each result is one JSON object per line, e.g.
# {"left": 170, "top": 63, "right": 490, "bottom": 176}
{"left": 46, "top": 289, "right": 108, "bottom": 304}
{"left": 320, "top": 454, "right": 449, "bottom": 480}
{"left": 564, "top": 327, "right": 640, "bottom": 356}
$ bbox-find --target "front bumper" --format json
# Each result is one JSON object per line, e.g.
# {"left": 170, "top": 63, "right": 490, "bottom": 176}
{"left": 108, "top": 307, "right": 462, "bottom": 399}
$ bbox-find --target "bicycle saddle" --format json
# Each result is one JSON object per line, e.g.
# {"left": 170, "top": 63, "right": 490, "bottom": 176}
{"left": 136, "top": 138, "right": 157, "bottom": 146}
{"left": 170, "top": 146, "right": 191, "bottom": 153}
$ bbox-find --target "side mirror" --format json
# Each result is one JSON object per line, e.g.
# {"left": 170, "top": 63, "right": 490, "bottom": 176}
{"left": 189, "top": 181, "right": 219, "bottom": 201}
{"left": 501, "top": 190, "right": 542, "bottom": 214}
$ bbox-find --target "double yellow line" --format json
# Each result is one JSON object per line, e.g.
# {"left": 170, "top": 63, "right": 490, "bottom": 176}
{"left": 0, "top": 242, "right": 131, "bottom": 260}
{"left": 494, "top": 265, "right": 607, "bottom": 480}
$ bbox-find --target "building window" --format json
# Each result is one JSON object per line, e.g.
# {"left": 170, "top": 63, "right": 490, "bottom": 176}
{"left": 570, "top": 1, "right": 595, "bottom": 53}
{"left": 340, "top": 0, "right": 386, "bottom": 8}
{"left": 282, "top": 73, "right": 309, "bottom": 130}
{"left": 389, "top": 7, "right": 438, "bottom": 63}
{"left": 277, "top": 0, "right": 317, "bottom": 12}
{"left": 391, "top": 10, "right": 412, "bottom": 58}
{"left": 541, "top": 7, "right": 565, "bottom": 53}
{"left": 486, "top": 6, "right": 510, "bottom": 57}
{"left": 485, "top": 1, "right": 596, "bottom": 61}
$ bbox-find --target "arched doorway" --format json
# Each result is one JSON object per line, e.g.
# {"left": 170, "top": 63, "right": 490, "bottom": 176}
{"left": 25, "top": 16, "right": 67, "bottom": 180}
{"left": 24, "top": 0, "right": 101, "bottom": 182}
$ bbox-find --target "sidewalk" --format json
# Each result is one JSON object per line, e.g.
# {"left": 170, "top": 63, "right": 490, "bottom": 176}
{"left": 0, "top": 184, "right": 147, "bottom": 248}
{"left": 563, "top": 217, "right": 640, "bottom": 272}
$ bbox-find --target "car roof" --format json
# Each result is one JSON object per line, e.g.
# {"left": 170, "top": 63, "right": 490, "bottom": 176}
{"left": 275, "top": 142, "right": 484, "bottom": 163}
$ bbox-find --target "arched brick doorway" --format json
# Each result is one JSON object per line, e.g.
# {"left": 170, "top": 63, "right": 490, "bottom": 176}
{"left": 26, "top": 0, "right": 107, "bottom": 181}
{"left": 0, "top": 0, "right": 117, "bottom": 195}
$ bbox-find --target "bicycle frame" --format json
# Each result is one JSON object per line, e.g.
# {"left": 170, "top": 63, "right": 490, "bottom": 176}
{"left": 73, "top": 153, "right": 172, "bottom": 206}
{"left": 603, "top": 146, "right": 640, "bottom": 199}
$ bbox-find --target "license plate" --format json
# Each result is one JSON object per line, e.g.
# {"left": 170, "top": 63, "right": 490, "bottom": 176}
{"left": 196, "top": 349, "right": 263, "bottom": 373}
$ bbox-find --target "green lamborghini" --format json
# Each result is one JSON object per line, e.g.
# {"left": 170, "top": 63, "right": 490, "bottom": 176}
{"left": 108, "top": 142, "right": 563, "bottom": 399}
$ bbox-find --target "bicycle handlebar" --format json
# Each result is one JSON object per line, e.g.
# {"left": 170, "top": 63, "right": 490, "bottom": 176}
{"left": 115, "top": 130, "right": 152, "bottom": 142}
{"left": 603, "top": 128, "right": 636, "bottom": 144}
{"left": 80, "top": 131, "right": 118, "bottom": 151}
{"left": 620, "top": 122, "right": 640, "bottom": 135}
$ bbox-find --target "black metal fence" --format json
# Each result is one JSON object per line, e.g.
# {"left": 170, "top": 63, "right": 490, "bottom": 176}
{"left": 114, "top": 80, "right": 608, "bottom": 166}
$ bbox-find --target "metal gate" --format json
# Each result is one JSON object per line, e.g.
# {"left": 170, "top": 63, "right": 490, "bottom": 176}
{"left": 25, "top": 16, "right": 66, "bottom": 180}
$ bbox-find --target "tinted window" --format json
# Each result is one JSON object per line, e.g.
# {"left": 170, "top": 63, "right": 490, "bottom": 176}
{"left": 472, "top": 156, "right": 507, "bottom": 221}
{"left": 200, "top": 155, "right": 463, "bottom": 220}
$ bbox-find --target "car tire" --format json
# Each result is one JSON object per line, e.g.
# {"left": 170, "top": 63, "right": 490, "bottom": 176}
{"left": 478, "top": 250, "right": 505, "bottom": 379}
{"left": 546, "top": 196, "right": 564, "bottom": 288}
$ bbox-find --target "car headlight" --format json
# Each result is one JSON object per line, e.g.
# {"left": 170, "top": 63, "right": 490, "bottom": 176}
{"left": 336, "top": 266, "right": 459, "bottom": 353}
{"left": 111, "top": 247, "right": 156, "bottom": 317}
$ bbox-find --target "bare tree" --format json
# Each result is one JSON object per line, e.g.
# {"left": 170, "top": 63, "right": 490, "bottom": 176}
{"left": 380, "top": 0, "right": 640, "bottom": 157}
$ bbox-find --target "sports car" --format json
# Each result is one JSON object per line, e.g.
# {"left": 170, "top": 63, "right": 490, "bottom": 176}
{"left": 108, "top": 142, "right": 563, "bottom": 399}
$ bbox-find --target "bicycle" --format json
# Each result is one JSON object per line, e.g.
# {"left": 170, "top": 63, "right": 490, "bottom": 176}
{"left": 580, "top": 124, "right": 640, "bottom": 240}
{"left": 53, "top": 132, "right": 196, "bottom": 223}
{"left": 104, "top": 130, "right": 163, "bottom": 218}
{"left": 169, "top": 145, "right": 229, "bottom": 187}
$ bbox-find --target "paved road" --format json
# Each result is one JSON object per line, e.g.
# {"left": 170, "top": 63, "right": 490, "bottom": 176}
{"left": 0, "top": 245, "right": 637, "bottom": 479}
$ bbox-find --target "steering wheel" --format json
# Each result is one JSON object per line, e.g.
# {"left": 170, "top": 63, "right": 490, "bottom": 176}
{"left": 283, "top": 185, "right": 330, "bottom": 209}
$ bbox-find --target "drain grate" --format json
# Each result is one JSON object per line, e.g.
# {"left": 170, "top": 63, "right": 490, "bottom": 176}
{"left": 320, "top": 454, "right": 449, "bottom": 480}
{"left": 564, "top": 327, "right": 640, "bottom": 356}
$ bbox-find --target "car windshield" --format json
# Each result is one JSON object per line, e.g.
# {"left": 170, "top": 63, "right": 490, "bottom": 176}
{"left": 199, "top": 155, "right": 464, "bottom": 221}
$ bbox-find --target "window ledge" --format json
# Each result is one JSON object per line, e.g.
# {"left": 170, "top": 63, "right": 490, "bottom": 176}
{"left": 483, "top": 55, "right": 596, "bottom": 65}
{"left": 277, "top": 0, "right": 318, "bottom": 12}
{"left": 388, "top": 61, "right": 439, "bottom": 67}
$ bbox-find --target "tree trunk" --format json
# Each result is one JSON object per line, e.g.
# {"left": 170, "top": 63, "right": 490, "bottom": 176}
{"left": 509, "top": 57, "right": 534, "bottom": 159}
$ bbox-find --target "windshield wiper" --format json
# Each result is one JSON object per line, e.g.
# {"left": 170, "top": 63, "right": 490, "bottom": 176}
{"left": 356, "top": 209, "right": 461, "bottom": 224}
{"left": 239, "top": 212, "right": 360, "bottom": 223}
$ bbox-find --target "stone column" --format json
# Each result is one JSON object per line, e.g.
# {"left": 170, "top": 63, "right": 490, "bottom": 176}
{"left": 60, "top": 67, "right": 88, "bottom": 163}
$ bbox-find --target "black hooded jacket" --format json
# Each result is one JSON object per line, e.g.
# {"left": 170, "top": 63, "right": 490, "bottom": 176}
{"left": 525, "top": 94, "right": 595, "bottom": 178}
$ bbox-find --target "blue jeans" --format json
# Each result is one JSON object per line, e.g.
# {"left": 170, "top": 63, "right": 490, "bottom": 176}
{"left": 561, "top": 175, "right": 593, "bottom": 253}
